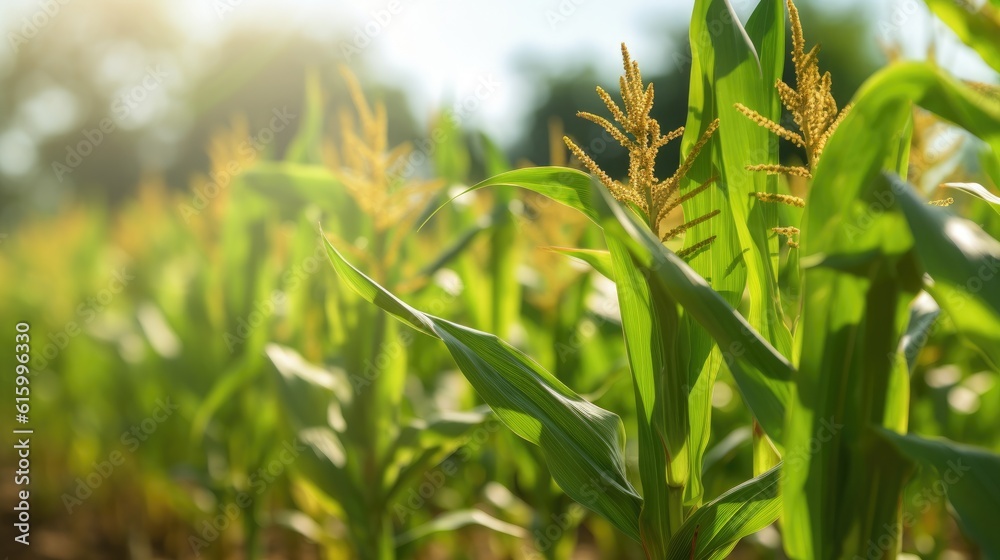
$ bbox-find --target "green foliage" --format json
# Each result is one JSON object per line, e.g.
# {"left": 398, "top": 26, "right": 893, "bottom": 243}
{"left": 5, "top": 1, "right": 1000, "bottom": 559}
{"left": 318, "top": 3, "right": 1000, "bottom": 555}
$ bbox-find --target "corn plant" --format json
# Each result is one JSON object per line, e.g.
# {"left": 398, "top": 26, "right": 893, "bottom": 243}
{"left": 324, "top": 0, "right": 1000, "bottom": 558}
{"left": 238, "top": 67, "right": 566, "bottom": 559}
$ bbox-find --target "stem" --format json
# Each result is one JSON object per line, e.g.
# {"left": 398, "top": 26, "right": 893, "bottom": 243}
{"left": 666, "top": 484, "right": 685, "bottom": 540}
{"left": 244, "top": 505, "right": 262, "bottom": 560}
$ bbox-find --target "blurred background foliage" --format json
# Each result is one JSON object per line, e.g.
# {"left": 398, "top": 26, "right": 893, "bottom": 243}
{"left": 0, "top": 0, "right": 997, "bottom": 558}
{"left": 0, "top": 0, "right": 888, "bottom": 217}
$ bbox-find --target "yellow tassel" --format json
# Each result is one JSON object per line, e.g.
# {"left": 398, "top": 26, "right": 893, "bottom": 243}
{"left": 750, "top": 192, "right": 806, "bottom": 208}
{"left": 564, "top": 43, "right": 721, "bottom": 254}
{"left": 678, "top": 235, "right": 717, "bottom": 259}
{"left": 928, "top": 198, "right": 954, "bottom": 207}
{"left": 746, "top": 164, "right": 812, "bottom": 179}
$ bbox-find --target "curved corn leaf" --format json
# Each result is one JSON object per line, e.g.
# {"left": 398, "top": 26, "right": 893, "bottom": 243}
{"left": 943, "top": 182, "right": 1000, "bottom": 216}
{"left": 590, "top": 177, "right": 793, "bottom": 445}
{"left": 453, "top": 168, "right": 794, "bottom": 439}
{"left": 665, "top": 465, "right": 782, "bottom": 560}
{"left": 891, "top": 173, "right": 1000, "bottom": 369}
{"left": 441, "top": 168, "right": 795, "bottom": 431}
{"left": 430, "top": 167, "right": 797, "bottom": 551}
{"left": 551, "top": 247, "right": 615, "bottom": 281}
{"left": 396, "top": 509, "right": 527, "bottom": 546}
{"left": 322, "top": 229, "right": 643, "bottom": 540}
{"left": 420, "top": 167, "right": 596, "bottom": 229}
{"left": 877, "top": 430, "right": 1000, "bottom": 557}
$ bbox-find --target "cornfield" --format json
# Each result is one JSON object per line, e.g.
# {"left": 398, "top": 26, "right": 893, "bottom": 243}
{"left": 2, "top": 0, "right": 999, "bottom": 559}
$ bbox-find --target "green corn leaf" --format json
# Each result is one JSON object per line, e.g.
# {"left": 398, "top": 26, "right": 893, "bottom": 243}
{"left": 242, "top": 161, "right": 346, "bottom": 219}
{"left": 420, "top": 167, "right": 597, "bottom": 230}
{"left": 322, "top": 229, "right": 643, "bottom": 540}
{"left": 891, "top": 173, "right": 1000, "bottom": 369}
{"left": 550, "top": 247, "right": 616, "bottom": 281}
{"left": 432, "top": 167, "right": 799, "bottom": 550}
{"left": 784, "top": 93, "right": 915, "bottom": 560}
{"left": 723, "top": 0, "right": 763, "bottom": 75}
{"left": 665, "top": 465, "right": 782, "bottom": 560}
{"left": 877, "top": 430, "right": 1000, "bottom": 558}
{"left": 784, "top": 62, "right": 1000, "bottom": 560}
{"left": 685, "top": 0, "right": 789, "bottom": 497}
{"left": 685, "top": 0, "right": 789, "bottom": 352}
{"left": 590, "top": 177, "right": 793, "bottom": 445}
{"left": 393, "top": 409, "right": 491, "bottom": 450}
{"left": 384, "top": 410, "right": 490, "bottom": 505}
{"left": 923, "top": 0, "right": 1000, "bottom": 72}
{"left": 293, "top": 425, "right": 367, "bottom": 524}
{"left": 898, "top": 292, "right": 941, "bottom": 374}
{"left": 446, "top": 168, "right": 794, "bottom": 441}
{"left": 607, "top": 234, "right": 686, "bottom": 553}
{"left": 702, "top": 427, "right": 753, "bottom": 474}
{"left": 490, "top": 195, "right": 521, "bottom": 339}
{"left": 190, "top": 358, "right": 261, "bottom": 442}
{"left": 285, "top": 68, "right": 326, "bottom": 165}
{"left": 396, "top": 509, "right": 528, "bottom": 546}
{"left": 419, "top": 222, "right": 491, "bottom": 277}
{"left": 266, "top": 343, "right": 352, "bottom": 431}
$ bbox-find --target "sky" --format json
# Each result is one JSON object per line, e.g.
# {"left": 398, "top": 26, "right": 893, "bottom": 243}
{"left": 1, "top": 0, "right": 996, "bottom": 150}
{"left": 198, "top": 0, "right": 993, "bottom": 145}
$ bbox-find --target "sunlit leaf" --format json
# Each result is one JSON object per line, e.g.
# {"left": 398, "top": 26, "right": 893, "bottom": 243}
{"left": 323, "top": 229, "right": 643, "bottom": 539}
